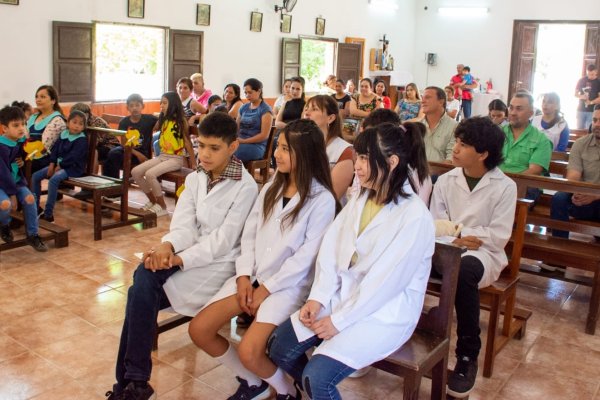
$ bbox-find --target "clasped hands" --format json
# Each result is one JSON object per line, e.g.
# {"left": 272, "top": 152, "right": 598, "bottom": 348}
{"left": 143, "top": 242, "right": 182, "bottom": 272}
{"left": 298, "top": 300, "right": 339, "bottom": 340}
{"left": 236, "top": 276, "right": 270, "bottom": 317}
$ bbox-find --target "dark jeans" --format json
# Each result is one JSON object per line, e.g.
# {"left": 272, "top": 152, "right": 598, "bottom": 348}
{"left": 453, "top": 256, "right": 484, "bottom": 359}
{"left": 268, "top": 319, "right": 356, "bottom": 400}
{"left": 115, "top": 263, "right": 178, "bottom": 388}
{"left": 30, "top": 156, "right": 51, "bottom": 175}
{"left": 103, "top": 146, "right": 142, "bottom": 179}
{"left": 461, "top": 99, "right": 472, "bottom": 119}
{"left": 551, "top": 192, "right": 600, "bottom": 238}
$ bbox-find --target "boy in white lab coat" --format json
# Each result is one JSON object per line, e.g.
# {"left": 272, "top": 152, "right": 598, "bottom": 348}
{"left": 106, "top": 112, "right": 258, "bottom": 400}
{"left": 430, "top": 117, "right": 517, "bottom": 398}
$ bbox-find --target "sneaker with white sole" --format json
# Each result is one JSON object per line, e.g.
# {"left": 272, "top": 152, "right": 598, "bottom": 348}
{"left": 148, "top": 203, "right": 168, "bottom": 217}
{"left": 228, "top": 377, "right": 270, "bottom": 400}
{"left": 447, "top": 355, "right": 478, "bottom": 398}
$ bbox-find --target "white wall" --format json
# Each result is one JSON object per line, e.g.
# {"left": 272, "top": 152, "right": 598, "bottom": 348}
{"left": 412, "top": 0, "right": 600, "bottom": 100}
{"left": 0, "top": 0, "right": 415, "bottom": 106}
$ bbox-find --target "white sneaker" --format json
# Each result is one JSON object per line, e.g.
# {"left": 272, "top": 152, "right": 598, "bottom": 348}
{"left": 141, "top": 201, "right": 154, "bottom": 211}
{"left": 149, "top": 203, "right": 168, "bottom": 217}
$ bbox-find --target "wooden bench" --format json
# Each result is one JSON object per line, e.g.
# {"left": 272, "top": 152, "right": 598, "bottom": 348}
{"left": 59, "top": 127, "right": 157, "bottom": 240}
{"left": 244, "top": 126, "right": 277, "bottom": 184}
{"left": 101, "top": 113, "right": 125, "bottom": 129}
{"left": 372, "top": 242, "right": 462, "bottom": 400}
{"left": 505, "top": 173, "right": 600, "bottom": 335}
{"left": 160, "top": 126, "right": 198, "bottom": 200}
{"left": 0, "top": 212, "right": 69, "bottom": 252}
{"left": 551, "top": 151, "right": 569, "bottom": 162}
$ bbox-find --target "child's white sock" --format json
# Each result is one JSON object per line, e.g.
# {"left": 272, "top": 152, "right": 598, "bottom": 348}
{"left": 216, "top": 344, "right": 262, "bottom": 387}
{"left": 264, "top": 368, "right": 296, "bottom": 396}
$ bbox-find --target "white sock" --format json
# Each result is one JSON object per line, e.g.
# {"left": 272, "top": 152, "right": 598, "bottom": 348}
{"left": 216, "top": 344, "right": 262, "bottom": 387}
{"left": 264, "top": 368, "right": 295, "bottom": 396}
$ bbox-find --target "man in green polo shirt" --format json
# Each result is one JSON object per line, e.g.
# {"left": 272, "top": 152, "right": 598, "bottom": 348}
{"left": 501, "top": 92, "right": 552, "bottom": 175}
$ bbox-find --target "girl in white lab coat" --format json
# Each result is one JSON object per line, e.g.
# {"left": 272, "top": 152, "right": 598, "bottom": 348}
{"left": 189, "top": 119, "right": 338, "bottom": 400}
{"left": 268, "top": 123, "right": 435, "bottom": 400}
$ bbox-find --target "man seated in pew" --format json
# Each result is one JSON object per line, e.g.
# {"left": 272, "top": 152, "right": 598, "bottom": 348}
{"left": 0, "top": 106, "right": 47, "bottom": 251}
{"left": 551, "top": 105, "right": 600, "bottom": 238}
{"left": 32, "top": 110, "right": 88, "bottom": 223}
{"left": 430, "top": 117, "right": 517, "bottom": 398}
{"left": 103, "top": 94, "right": 158, "bottom": 181}
{"left": 105, "top": 112, "right": 258, "bottom": 400}
{"left": 420, "top": 86, "right": 457, "bottom": 163}
{"left": 500, "top": 92, "right": 553, "bottom": 201}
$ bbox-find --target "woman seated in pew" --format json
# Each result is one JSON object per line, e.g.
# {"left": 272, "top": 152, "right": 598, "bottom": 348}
{"left": 429, "top": 117, "right": 517, "bottom": 398}
{"left": 187, "top": 73, "right": 213, "bottom": 125}
{"left": 531, "top": 92, "right": 570, "bottom": 152}
{"left": 374, "top": 79, "right": 392, "bottom": 110}
{"left": 332, "top": 79, "right": 351, "bottom": 118}
{"left": 32, "top": 110, "right": 88, "bottom": 223}
{"left": 131, "top": 91, "right": 195, "bottom": 216}
{"left": 189, "top": 119, "right": 338, "bottom": 400}
{"left": 224, "top": 83, "right": 244, "bottom": 120}
{"left": 267, "top": 123, "right": 434, "bottom": 400}
{"left": 26, "top": 85, "right": 66, "bottom": 174}
{"left": 349, "top": 78, "right": 382, "bottom": 119}
{"left": 235, "top": 78, "right": 274, "bottom": 163}
{"left": 274, "top": 77, "right": 306, "bottom": 131}
{"left": 488, "top": 99, "right": 508, "bottom": 127}
{"left": 303, "top": 95, "right": 354, "bottom": 203}
{"left": 273, "top": 79, "right": 292, "bottom": 117}
{"left": 395, "top": 82, "right": 422, "bottom": 122}
{"left": 176, "top": 77, "right": 201, "bottom": 120}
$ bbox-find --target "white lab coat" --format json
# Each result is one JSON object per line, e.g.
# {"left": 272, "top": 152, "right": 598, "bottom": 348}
{"left": 429, "top": 167, "right": 517, "bottom": 288}
{"left": 204, "top": 179, "right": 337, "bottom": 325}
{"left": 161, "top": 168, "right": 259, "bottom": 316}
{"left": 291, "top": 183, "right": 435, "bottom": 370}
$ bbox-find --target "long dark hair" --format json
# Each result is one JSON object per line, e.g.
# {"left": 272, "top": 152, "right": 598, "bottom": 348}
{"left": 353, "top": 123, "right": 413, "bottom": 204}
{"left": 402, "top": 122, "right": 429, "bottom": 186}
{"left": 159, "top": 91, "right": 187, "bottom": 140}
{"left": 304, "top": 95, "right": 342, "bottom": 144}
{"left": 263, "top": 119, "right": 339, "bottom": 228}
{"left": 290, "top": 76, "right": 306, "bottom": 101}
{"left": 244, "top": 78, "right": 264, "bottom": 102}
{"left": 36, "top": 85, "right": 63, "bottom": 115}
{"left": 224, "top": 83, "right": 241, "bottom": 110}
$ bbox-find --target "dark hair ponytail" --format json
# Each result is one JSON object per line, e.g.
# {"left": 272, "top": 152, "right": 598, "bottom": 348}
{"left": 401, "top": 122, "right": 429, "bottom": 186}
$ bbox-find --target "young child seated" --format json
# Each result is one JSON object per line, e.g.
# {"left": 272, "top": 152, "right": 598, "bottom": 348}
{"left": 188, "top": 119, "right": 338, "bottom": 400}
{"left": 268, "top": 123, "right": 435, "bottom": 400}
{"left": 31, "top": 110, "right": 88, "bottom": 222}
{"left": 131, "top": 91, "right": 196, "bottom": 216}
{"left": 429, "top": 117, "right": 517, "bottom": 398}
{"left": 105, "top": 112, "right": 258, "bottom": 400}
{"left": 103, "top": 94, "right": 158, "bottom": 180}
{"left": 0, "top": 106, "right": 47, "bottom": 251}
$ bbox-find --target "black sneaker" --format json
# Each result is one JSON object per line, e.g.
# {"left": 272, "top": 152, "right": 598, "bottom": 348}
{"left": 26, "top": 235, "right": 48, "bottom": 252}
{"left": 236, "top": 312, "right": 255, "bottom": 328}
{"left": 40, "top": 214, "right": 54, "bottom": 223}
{"left": 1, "top": 224, "right": 13, "bottom": 243}
{"left": 447, "top": 355, "right": 478, "bottom": 398}
{"left": 105, "top": 384, "right": 124, "bottom": 400}
{"left": 121, "top": 382, "right": 156, "bottom": 400}
{"left": 276, "top": 386, "right": 302, "bottom": 400}
{"left": 74, "top": 189, "right": 93, "bottom": 200}
{"left": 228, "top": 377, "right": 270, "bottom": 400}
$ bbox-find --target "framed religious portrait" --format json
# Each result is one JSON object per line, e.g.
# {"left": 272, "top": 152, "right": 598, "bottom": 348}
{"left": 250, "top": 11, "right": 263, "bottom": 32}
{"left": 315, "top": 17, "right": 326, "bottom": 36}
{"left": 0, "top": 0, "right": 19, "bottom": 4}
{"left": 196, "top": 3, "right": 211, "bottom": 26}
{"left": 281, "top": 14, "right": 292, "bottom": 34}
{"left": 128, "top": 0, "right": 144, "bottom": 18}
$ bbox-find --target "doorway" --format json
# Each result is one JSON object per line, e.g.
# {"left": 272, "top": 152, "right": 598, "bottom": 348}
{"left": 532, "top": 24, "right": 586, "bottom": 126}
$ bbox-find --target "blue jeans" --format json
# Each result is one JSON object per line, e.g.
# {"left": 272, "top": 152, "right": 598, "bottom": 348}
{"left": 152, "top": 132, "right": 161, "bottom": 156}
{"left": 115, "top": 263, "right": 179, "bottom": 388}
{"left": 461, "top": 99, "right": 472, "bottom": 119}
{"left": 234, "top": 142, "right": 266, "bottom": 162}
{"left": 0, "top": 187, "right": 39, "bottom": 236}
{"left": 551, "top": 191, "right": 600, "bottom": 238}
{"left": 576, "top": 111, "right": 592, "bottom": 130}
{"left": 268, "top": 318, "right": 356, "bottom": 400}
{"left": 32, "top": 167, "right": 69, "bottom": 217}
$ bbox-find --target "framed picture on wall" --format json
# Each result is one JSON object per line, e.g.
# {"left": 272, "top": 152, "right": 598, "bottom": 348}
{"left": 128, "top": 0, "right": 144, "bottom": 18}
{"left": 250, "top": 11, "right": 263, "bottom": 32}
{"left": 281, "top": 14, "right": 292, "bottom": 34}
{"left": 315, "top": 17, "right": 326, "bottom": 36}
{"left": 196, "top": 3, "right": 210, "bottom": 26}
{"left": 0, "top": 0, "right": 19, "bottom": 4}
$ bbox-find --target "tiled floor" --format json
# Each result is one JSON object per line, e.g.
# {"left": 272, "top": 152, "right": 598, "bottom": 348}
{"left": 1, "top": 191, "right": 600, "bottom": 399}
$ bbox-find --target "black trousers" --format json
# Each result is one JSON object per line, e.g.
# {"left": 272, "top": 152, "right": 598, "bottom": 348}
{"left": 455, "top": 255, "right": 484, "bottom": 359}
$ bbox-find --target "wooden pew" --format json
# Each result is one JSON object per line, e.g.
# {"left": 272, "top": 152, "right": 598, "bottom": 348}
{"left": 160, "top": 126, "right": 199, "bottom": 200}
{"left": 0, "top": 212, "right": 69, "bottom": 252}
{"left": 60, "top": 127, "right": 157, "bottom": 240}
{"left": 244, "top": 126, "right": 277, "bottom": 184}
{"left": 101, "top": 113, "right": 125, "bottom": 129}
{"left": 551, "top": 151, "right": 569, "bottom": 161}
{"left": 373, "top": 242, "right": 462, "bottom": 400}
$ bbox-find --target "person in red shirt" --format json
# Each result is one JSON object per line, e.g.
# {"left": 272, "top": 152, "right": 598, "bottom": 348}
{"left": 450, "top": 64, "right": 478, "bottom": 120}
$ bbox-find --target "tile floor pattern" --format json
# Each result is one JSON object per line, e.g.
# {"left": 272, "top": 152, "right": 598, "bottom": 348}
{"left": 1, "top": 191, "right": 600, "bottom": 399}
